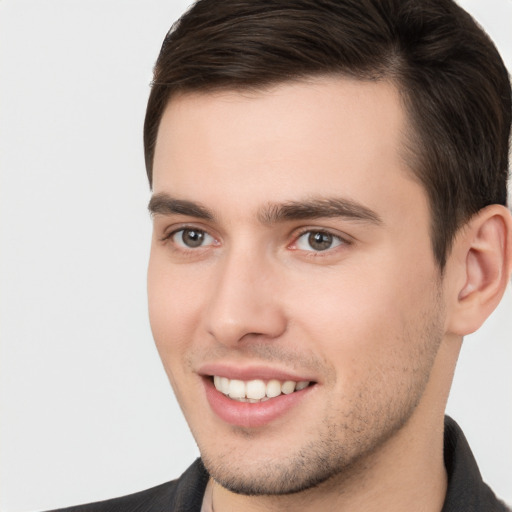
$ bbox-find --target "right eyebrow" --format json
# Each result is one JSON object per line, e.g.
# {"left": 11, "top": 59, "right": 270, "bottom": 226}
{"left": 148, "top": 193, "right": 214, "bottom": 220}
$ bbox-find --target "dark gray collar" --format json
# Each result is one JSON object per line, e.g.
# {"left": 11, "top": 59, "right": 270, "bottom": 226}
{"left": 441, "top": 416, "right": 510, "bottom": 511}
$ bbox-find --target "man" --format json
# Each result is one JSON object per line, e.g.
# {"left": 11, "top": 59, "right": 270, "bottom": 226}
{"left": 51, "top": 0, "right": 511, "bottom": 510}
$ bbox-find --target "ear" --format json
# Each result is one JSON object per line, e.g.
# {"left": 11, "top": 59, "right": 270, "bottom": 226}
{"left": 446, "top": 204, "right": 512, "bottom": 336}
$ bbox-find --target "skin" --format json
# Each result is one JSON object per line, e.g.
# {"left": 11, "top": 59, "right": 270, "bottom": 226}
{"left": 147, "top": 77, "right": 510, "bottom": 511}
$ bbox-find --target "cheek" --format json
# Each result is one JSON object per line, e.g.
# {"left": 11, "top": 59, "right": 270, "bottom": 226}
{"left": 287, "top": 255, "right": 439, "bottom": 374}
{"left": 147, "top": 251, "right": 205, "bottom": 365}
{"left": 147, "top": 256, "right": 212, "bottom": 419}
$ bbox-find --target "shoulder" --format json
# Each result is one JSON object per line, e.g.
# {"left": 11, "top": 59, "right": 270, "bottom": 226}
{"left": 45, "top": 459, "right": 209, "bottom": 512}
{"left": 46, "top": 480, "right": 178, "bottom": 512}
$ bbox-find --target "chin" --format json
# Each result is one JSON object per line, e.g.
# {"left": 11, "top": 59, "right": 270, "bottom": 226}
{"left": 194, "top": 386, "right": 426, "bottom": 497}
{"left": 202, "top": 450, "right": 341, "bottom": 496}
{"left": 198, "top": 425, "right": 386, "bottom": 497}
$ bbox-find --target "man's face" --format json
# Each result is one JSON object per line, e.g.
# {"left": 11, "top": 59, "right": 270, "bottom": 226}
{"left": 148, "top": 78, "right": 447, "bottom": 494}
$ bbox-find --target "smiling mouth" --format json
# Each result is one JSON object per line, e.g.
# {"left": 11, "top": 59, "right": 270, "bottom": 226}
{"left": 211, "top": 376, "right": 314, "bottom": 403}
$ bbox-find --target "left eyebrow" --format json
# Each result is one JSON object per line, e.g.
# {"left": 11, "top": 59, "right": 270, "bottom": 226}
{"left": 258, "top": 197, "right": 383, "bottom": 225}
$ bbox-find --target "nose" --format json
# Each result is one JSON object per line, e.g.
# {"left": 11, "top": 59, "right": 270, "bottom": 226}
{"left": 204, "top": 248, "right": 287, "bottom": 346}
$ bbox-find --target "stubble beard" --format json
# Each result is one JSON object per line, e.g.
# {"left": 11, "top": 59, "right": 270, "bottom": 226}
{"left": 193, "top": 294, "right": 446, "bottom": 497}
{"left": 201, "top": 389, "right": 428, "bottom": 497}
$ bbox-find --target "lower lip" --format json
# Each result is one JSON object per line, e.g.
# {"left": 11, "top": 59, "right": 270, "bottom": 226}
{"left": 203, "top": 378, "right": 314, "bottom": 428}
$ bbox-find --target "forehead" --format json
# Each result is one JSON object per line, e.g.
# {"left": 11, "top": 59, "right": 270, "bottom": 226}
{"left": 152, "top": 77, "right": 423, "bottom": 223}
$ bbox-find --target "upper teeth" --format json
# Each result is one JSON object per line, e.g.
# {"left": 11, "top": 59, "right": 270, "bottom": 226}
{"left": 213, "top": 376, "right": 310, "bottom": 401}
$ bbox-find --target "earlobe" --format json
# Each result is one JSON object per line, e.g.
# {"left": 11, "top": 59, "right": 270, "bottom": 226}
{"left": 447, "top": 205, "right": 512, "bottom": 336}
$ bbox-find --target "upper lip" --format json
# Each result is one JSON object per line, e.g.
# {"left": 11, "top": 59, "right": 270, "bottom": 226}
{"left": 198, "top": 362, "right": 317, "bottom": 383}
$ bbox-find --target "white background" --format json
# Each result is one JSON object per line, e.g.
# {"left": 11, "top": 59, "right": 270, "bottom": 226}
{"left": 0, "top": 1, "right": 511, "bottom": 510}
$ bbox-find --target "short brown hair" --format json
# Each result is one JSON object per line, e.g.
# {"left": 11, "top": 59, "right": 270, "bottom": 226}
{"left": 144, "top": 0, "right": 511, "bottom": 268}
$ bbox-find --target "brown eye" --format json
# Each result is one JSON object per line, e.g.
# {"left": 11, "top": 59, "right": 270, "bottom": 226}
{"left": 172, "top": 228, "right": 213, "bottom": 248}
{"left": 308, "top": 232, "right": 333, "bottom": 251}
{"left": 295, "top": 230, "right": 344, "bottom": 252}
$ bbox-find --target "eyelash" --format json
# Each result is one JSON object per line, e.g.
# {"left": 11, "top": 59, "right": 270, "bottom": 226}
{"left": 160, "top": 226, "right": 351, "bottom": 254}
